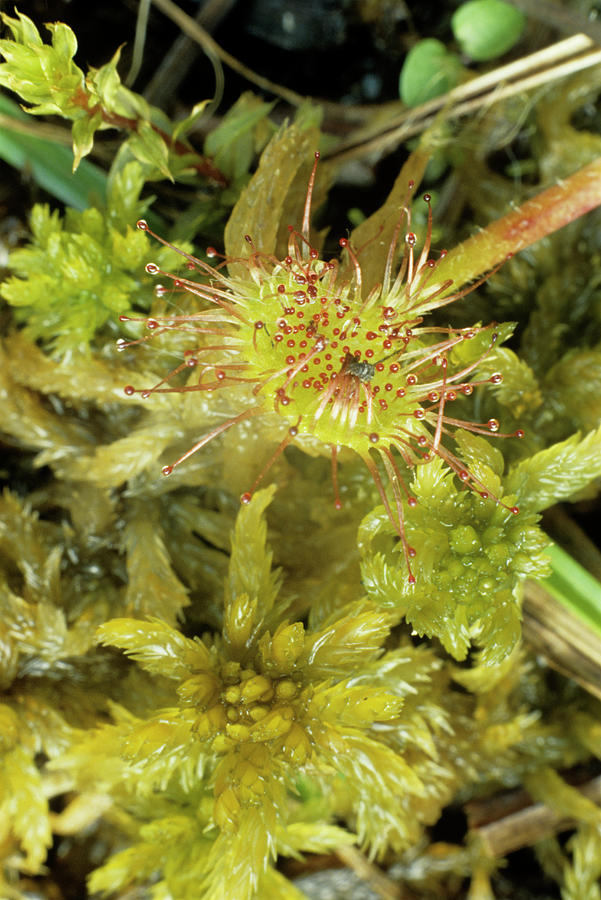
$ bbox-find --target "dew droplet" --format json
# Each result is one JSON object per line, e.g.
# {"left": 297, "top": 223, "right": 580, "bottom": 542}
{"left": 124, "top": 385, "right": 135, "bottom": 396}
{"left": 141, "top": 390, "right": 151, "bottom": 400}
{"left": 369, "top": 432, "right": 379, "bottom": 443}
{"left": 511, "top": 506, "right": 520, "bottom": 515}
{"left": 145, "top": 262, "right": 159, "bottom": 275}
{"left": 488, "top": 418, "right": 500, "bottom": 432}
{"left": 490, "top": 373, "right": 503, "bottom": 384}
{"left": 137, "top": 219, "right": 148, "bottom": 230}
{"left": 514, "top": 429, "right": 525, "bottom": 439}
{"left": 162, "top": 465, "right": 174, "bottom": 476}
{"left": 240, "top": 492, "right": 252, "bottom": 504}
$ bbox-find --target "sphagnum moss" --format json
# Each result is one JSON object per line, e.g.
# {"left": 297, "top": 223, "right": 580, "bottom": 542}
{"left": 3, "top": 11, "right": 601, "bottom": 894}
{"left": 70, "top": 488, "right": 439, "bottom": 899}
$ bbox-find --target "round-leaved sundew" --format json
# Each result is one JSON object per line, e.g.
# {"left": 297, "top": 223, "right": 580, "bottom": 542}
{"left": 120, "top": 154, "right": 523, "bottom": 583}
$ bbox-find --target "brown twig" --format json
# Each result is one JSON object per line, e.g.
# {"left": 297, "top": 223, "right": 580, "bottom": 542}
{"left": 326, "top": 34, "right": 601, "bottom": 162}
{"left": 522, "top": 580, "right": 601, "bottom": 702}
{"left": 150, "top": 0, "right": 306, "bottom": 108}
{"left": 335, "top": 845, "right": 417, "bottom": 900}
{"left": 147, "top": 3, "right": 601, "bottom": 168}
{"left": 466, "top": 775, "right": 601, "bottom": 857}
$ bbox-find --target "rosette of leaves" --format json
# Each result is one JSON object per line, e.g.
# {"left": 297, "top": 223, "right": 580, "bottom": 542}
{"left": 0, "top": 161, "right": 190, "bottom": 356}
{"left": 57, "top": 487, "right": 468, "bottom": 899}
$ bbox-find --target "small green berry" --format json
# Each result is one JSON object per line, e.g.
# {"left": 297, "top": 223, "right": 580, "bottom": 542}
{"left": 452, "top": 0, "right": 526, "bottom": 62}
{"left": 399, "top": 38, "right": 462, "bottom": 107}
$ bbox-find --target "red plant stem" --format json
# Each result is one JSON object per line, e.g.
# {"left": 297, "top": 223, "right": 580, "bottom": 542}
{"left": 435, "top": 157, "right": 601, "bottom": 287}
{"left": 71, "top": 86, "right": 227, "bottom": 186}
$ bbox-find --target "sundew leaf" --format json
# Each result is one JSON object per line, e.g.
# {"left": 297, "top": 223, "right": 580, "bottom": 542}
{"left": 434, "top": 156, "right": 601, "bottom": 287}
{"left": 224, "top": 121, "right": 320, "bottom": 266}
{"left": 345, "top": 138, "right": 432, "bottom": 289}
{"left": 506, "top": 422, "right": 601, "bottom": 510}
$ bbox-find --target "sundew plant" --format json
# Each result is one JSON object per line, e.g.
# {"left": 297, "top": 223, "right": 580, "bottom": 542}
{"left": 2, "top": 7, "right": 601, "bottom": 900}
{"left": 122, "top": 153, "right": 524, "bottom": 586}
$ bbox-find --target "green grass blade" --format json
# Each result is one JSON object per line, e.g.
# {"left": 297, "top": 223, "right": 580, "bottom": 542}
{"left": 0, "top": 92, "right": 107, "bottom": 209}
{"left": 541, "top": 542, "right": 601, "bottom": 639}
